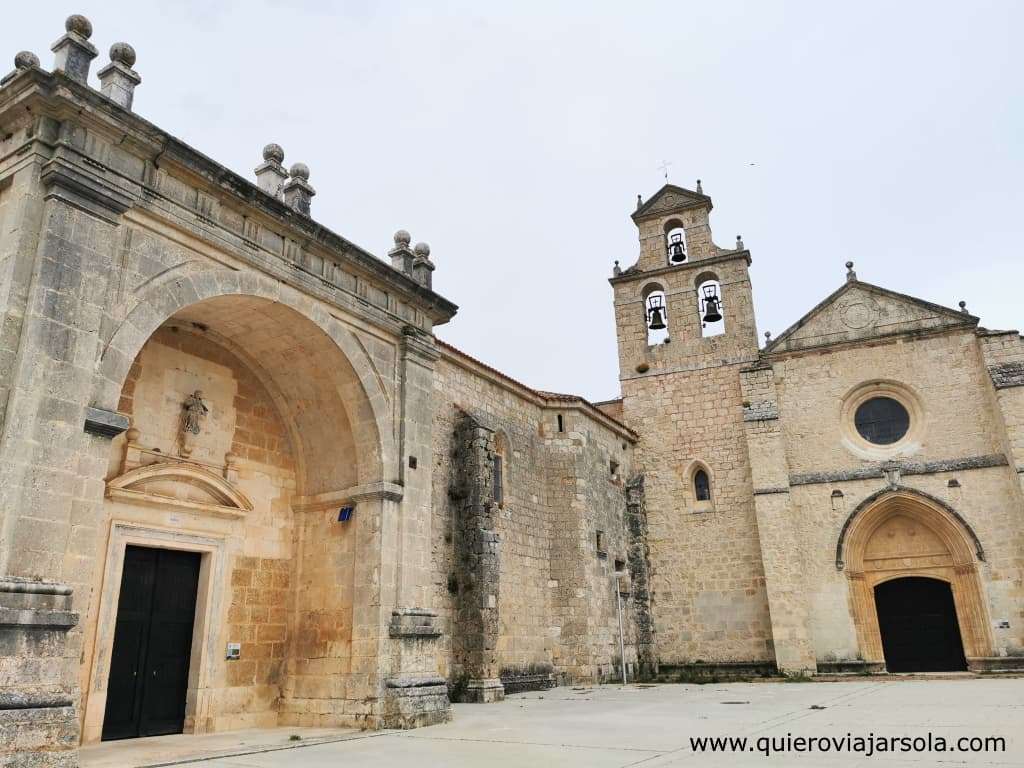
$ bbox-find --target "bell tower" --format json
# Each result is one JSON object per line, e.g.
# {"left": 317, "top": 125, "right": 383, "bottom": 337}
{"left": 609, "top": 182, "right": 773, "bottom": 671}
{"left": 610, "top": 183, "right": 758, "bottom": 378}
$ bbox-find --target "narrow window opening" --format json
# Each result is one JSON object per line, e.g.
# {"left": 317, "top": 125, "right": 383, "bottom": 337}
{"left": 492, "top": 453, "right": 503, "bottom": 505}
{"left": 694, "top": 469, "right": 711, "bottom": 502}
{"left": 556, "top": 414, "right": 564, "bottom": 433}
{"left": 609, "top": 459, "right": 620, "bottom": 478}
{"left": 614, "top": 558, "right": 626, "bottom": 573}
{"left": 596, "top": 530, "right": 606, "bottom": 556}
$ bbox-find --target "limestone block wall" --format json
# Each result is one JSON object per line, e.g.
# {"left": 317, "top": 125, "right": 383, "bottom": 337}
{"left": 772, "top": 329, "right": 1024, "bottom": 662}
{"left": 622, "top": 365, "right": 773, "bottom": 665}
{"left": 431, "top": 349, "right": 641, "bottom": 689}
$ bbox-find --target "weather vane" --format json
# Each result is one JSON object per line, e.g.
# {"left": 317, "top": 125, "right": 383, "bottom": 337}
{"left": 657, "top": 160, "right": 672, "bottom": 181}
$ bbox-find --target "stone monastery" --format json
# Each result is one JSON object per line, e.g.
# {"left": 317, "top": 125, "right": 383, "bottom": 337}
{"left": 1, "top": 15, "right": 1023, "bottom": 766}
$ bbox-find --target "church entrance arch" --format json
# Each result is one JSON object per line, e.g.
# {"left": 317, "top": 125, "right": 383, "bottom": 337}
{"left": 837, "top": 489, "right": 993, "bottom": 671}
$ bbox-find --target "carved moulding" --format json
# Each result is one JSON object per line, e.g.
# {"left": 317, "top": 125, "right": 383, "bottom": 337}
{"left": 105, "top": 461, "right": 253, "bottom": 519}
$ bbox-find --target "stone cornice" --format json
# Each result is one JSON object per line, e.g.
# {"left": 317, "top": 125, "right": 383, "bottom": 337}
{"left": 609, "top": 249, "right": 751, "bottom": 286}
{"left": 291, "top": 481, "right": 405, "bottom": 512}
{"left": 0, "top": 67, "right": 458, "bottom": 325}
{"left": 790, "top": 454, "right": 1008, "bottom": 487}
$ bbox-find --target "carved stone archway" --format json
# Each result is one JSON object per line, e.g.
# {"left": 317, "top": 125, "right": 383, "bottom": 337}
{"left": 838, "top": 489, "right": 994, "bottom": 666}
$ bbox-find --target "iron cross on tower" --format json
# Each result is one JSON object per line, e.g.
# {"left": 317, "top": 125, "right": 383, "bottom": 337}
{"left": 658, "top": 160, "right": 672, "bottom": 181}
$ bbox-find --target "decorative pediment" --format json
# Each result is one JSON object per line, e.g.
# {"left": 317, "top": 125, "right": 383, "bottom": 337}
{"left": 106, "top": 461, "right": 253, "bottom": 519}
{"left": 632, "top": 184, "right": 712, "bottom": 222}
{"left": 765, "top": 281, "right": 977, "bottom": 354}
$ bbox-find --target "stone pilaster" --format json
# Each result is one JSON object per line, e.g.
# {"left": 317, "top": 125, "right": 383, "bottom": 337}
{"left": 741, "top": 364, "right": 817, "bottom": 674}
{"left": 381, "top": 328, "right": 451, "bottom": 726}
{"left": 449, "top": 411, "right": 504, "bottom": 702}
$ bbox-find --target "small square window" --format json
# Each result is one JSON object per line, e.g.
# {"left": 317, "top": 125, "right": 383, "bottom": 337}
{"left": 609, "top": 459, "right": 620, "bottom": 478}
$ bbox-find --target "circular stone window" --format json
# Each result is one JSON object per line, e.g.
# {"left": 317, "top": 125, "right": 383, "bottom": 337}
{"left": 854, "top": 396, "right": 910, "bottom": 445}
{"left": 840, "top": 381, "right": 923, "bottom": 459}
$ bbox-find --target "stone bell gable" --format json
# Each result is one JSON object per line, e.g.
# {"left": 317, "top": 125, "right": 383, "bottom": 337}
{"left": 764, "top": 273, "right": 979, "bottom": 354}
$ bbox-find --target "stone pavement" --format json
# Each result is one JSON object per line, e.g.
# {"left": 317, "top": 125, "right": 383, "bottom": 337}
{"left": 81, "top": 678, "right": 1024, "bottom": 767}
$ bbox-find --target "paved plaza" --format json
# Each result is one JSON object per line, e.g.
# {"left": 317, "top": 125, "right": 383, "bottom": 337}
{"left": 81, "top": 677, "right": 1024, "bottom": 767}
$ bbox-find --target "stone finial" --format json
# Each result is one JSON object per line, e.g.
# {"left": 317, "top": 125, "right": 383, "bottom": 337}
{"left": 845, "top": 261, "right": 857, "bottom": 282}
{"left": 263, "top": 143, "right": 284, "bottom": 163}
{"left": 66, "top": 14, "right": 93, "bottom": 38}
{"left": 736, "top": 234, "right": 744, "bottom": 250}
{"left": 109, "top": 42, "right": 136, "bottom": 67}
{"left": 636, "top": 194, "right": 643, "bottom": 210}
{"left": 389, "top": 229, "right": 415, "bottom": 275}
{"left": 51, "top": 13, "right": 98, "bottom": 85}
{"left": 15, "top": 51, "right": 40, "bottom": 69}
{"left": 765, "top": 330, "right": 772, "bottom": 344}
{"left": 959, "top": 300, "right": 969, "bottom": 314}
{"left": 1, "top": 52, "right": 40, "bottom": 86}
{"left": 97, "top": 43, "right": 141, "bottom": 110}
{"left": 412, "top": 242, "right": 435, "bottom": 289}
{"left": 282, "top": 163, "right": 315, "bottom": 215}
{"left": 695, "top": 179, "right": 703, "bottom": 194}
{"left": 613, "top": 260, "right": 622, "bottom": 277}
{"left": 254, "top": 143, "right": 288, "bottom": 198}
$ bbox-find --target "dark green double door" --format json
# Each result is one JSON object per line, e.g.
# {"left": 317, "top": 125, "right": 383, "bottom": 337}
{"left": 102, "top": 546, "right": 201, "bottom": 741}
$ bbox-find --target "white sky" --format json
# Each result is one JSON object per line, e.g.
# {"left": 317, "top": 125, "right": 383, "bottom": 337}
{"left": 4, "top": 2, "right": 1022, "bottom": 401}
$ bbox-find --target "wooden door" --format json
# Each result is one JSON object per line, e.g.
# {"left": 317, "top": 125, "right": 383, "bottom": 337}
{"left": 102, "top": 546, "right": 201, "bottom": 740}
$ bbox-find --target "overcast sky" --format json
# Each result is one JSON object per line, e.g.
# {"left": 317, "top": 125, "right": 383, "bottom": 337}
{"left": 4, "top": 2, "right": 1022, "bottom": 401}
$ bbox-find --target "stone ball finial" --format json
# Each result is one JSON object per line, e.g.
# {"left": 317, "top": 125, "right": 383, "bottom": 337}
{"left": 959, "top": 300, "right": 969, "bottom": 313}
{"left": 65, "top": 14, "right": 93, "bottom": 39}
{"left": 414, "top": 241, "right": 431, "bottom": 258}
{"left": 14, "top": 51, "right": 40, "bottom": 70}
{"left": 262, "top": 143, "right": 284, "bottom": 164}
{"left": 289, "top": 162, "right": 310, "bottom": 181}
{"left": 109, "top": 42, "right": 136, "bottom": 68}
{"left": 394, "top": 229, "right": 411, "bottom": 247}
{"left": 846, "top": 261, "right": 854, "bottom": 269}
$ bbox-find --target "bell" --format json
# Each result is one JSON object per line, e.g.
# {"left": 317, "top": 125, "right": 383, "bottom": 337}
{"left": 668, "top": 238, "right": 686, "bottom": 264}
{"left": 702, "top": 296, "right": 722, "bottom": 324}
{"left": 648, "top": 306, "right": 667, "bottom": 330}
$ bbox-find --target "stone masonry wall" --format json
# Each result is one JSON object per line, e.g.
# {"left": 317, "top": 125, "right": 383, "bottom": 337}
{"left": 773, "top": 329, "right": 1024, "bottom": 662}
{"left": 431, "top": 351, "right": 641, "bottom": 691}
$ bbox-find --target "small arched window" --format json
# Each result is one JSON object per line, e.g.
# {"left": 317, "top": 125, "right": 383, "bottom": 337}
{"left": 664, "top": 220, "right": 687, "bottom": 264}
{"left": 694, "top": 469, "right": 711, "bottom": 501}
{"left": 696, "top": 274, "right": 724, "bottom": 338}
{"left": 643, "top": 283, "right": 669, "bottom": 345}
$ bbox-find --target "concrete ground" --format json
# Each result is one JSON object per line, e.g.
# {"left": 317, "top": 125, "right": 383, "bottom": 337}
{"left": 80, "top": 677, "right": 1024, "bottom": 767}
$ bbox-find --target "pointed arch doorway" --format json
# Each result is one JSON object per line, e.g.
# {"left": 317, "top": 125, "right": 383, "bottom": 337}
{"left": 837, "top": 490, "right": 993, "bottom": 672}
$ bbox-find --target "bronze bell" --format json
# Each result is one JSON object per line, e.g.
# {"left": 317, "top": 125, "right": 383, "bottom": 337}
{"left": 668, "top": 234, "right": 686, "bottom": 264}
{"left": 702, "top": 295, "right": 722, "bottom": 324}
{"left": 648, "top": 306, "right": 667, "bottom": 330}
{"left": 701, "top": 285, "right": 723, "bottom": 323}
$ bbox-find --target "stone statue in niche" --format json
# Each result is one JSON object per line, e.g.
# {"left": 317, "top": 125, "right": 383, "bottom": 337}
{"left": 178, "top": 390, "right": 209, "bottom": 457}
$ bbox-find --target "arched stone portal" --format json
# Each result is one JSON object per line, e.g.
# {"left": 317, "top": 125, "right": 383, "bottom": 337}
{"left": 79, "top": 282, "right": 403, "bottom": 742}
{"left": 838, "top": 489, "right": 994, "bottom": 670}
